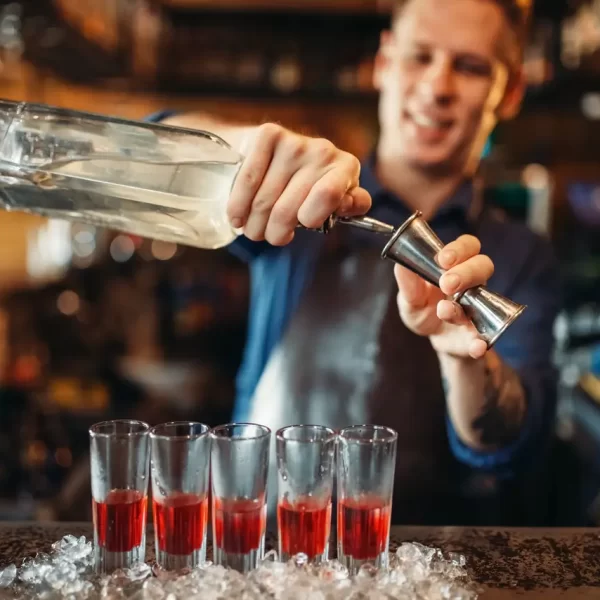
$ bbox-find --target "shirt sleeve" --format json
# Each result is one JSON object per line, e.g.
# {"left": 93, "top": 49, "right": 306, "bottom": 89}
{"left": 144, "top": 109, "right": 268, "bottom": 263}
{"left": 144, "top": 109, "right": 181, "bottom": 123}
{"left": 446, "top": 233, "right": 563, "bottom": 477}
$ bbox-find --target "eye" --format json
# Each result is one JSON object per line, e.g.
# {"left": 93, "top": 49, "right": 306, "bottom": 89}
{"left": 455, "top": 59, "right": 491, "bottom": 77}
{"left": 405, "top": 50, "right": 431, "bottom": 66}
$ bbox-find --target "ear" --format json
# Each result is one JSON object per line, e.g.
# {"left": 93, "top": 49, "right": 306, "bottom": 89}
{"left": 373, "top": 29, "right": 394, "bottom": 91}
{"left": 496, "top": 67, "right": 526, "bottom": 121}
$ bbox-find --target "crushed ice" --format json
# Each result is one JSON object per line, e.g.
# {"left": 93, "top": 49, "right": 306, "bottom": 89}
{"left": 0, "top": 535, "right": 480, "bottom": 599}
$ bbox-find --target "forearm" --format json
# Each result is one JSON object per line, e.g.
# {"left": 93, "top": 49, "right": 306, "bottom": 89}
{"left": 161, "top": 112, "right": 254, "bottom": 154}
{"left": 438, "top": 349, "right": 527, "bottom": 453}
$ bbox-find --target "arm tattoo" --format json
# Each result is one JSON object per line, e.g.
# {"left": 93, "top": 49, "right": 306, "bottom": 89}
{"left": 471, "top": 352, "right": 527, "bottom": 447}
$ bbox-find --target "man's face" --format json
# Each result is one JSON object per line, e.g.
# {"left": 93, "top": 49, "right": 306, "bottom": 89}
{"left": 374, "top": 0, "right": 520, "bottom": 173}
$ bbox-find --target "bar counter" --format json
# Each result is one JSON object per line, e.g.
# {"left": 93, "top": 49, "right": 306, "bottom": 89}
{"left": 0, "top": 522, "right": 599, "bottom": 598}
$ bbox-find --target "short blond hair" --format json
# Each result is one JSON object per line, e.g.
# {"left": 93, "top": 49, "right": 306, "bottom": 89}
{"left": 392, "top": 0, "right": 531, "bottom": 74}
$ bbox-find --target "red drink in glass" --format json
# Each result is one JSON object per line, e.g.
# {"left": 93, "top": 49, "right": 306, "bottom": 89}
{"left": 153, "top": 493, "right": 208, "bottom": 557}
{"left": 213, "top": 496, "right": 266, "bottom": 558}
{"left": 337, "top": 425, "right": 397, "bottom": 573}
{"left": 275, "top": 425, "right": 336, "bottom": 563}
{"left": 90, "top": 420, "right": 151, "bottom": 573}
{"left": 150, "top": 422, "right": 211, "bottom": 571}
{"left": 93, "top": 489, "right": 147, "bottom": 553}
{"left": 210, "top": 423, "right": 271, "bottom": 573}
{"left": 277, "top": 496, "right": 332, "bottom": 561}
{"left": 338, "top": 495, "right": 391, "bottom": 561}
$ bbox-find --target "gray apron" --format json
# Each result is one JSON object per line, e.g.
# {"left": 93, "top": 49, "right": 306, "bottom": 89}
{"left": 247, "top": 225, "right": 459, "bottom": 525}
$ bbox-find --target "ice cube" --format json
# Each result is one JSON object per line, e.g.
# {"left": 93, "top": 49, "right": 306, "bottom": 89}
{"left": 8, "top": 534, "right": 480, "bottom": 600}
{"left": 318, "top": 560, "right": 348, "bottom": 582}
{"left": 449, "top": 552, "right": 467, "bottom": 568}
{"left": 125, "top": 563, "right": 152, "bottom": 582}
{"left": 141, "top": 577, "right": 167, "bottom": 599}
{"left": 18, "top": 558, "right": 45, "bottom": 585}
{"left": 45, "top": 560, "right": 78, "bottom": 590}
{"left": 60, "top": 577, "right": 89, "bottom": 595}
{"left": 0, "top": 564, "right": 16, "bottom": 588}
{"left": 34, "top": 552, "right": 51, "bottom": 565}
{"left": 52, "top": 534, "right": 79, "bottom": 553}
{"left": 292, "top": 553, "right": 308, "bottom": 569}
{"left": 396, "top": 541, "right": 423, "bottom": 563}
{"left": 356, "top": 563, "right": 379, "bottom": 580}
{"left": 152, "top": 564, "right": 177, "bottom": 583}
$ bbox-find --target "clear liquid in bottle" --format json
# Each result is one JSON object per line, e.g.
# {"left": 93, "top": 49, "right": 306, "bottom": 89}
{"left": 0, "top": 100, "right": 244, "bottom": 249}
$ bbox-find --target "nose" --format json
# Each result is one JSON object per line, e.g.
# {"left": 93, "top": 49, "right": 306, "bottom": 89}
{"left": 417, "top": 57, "right": 456, "bottom": 106}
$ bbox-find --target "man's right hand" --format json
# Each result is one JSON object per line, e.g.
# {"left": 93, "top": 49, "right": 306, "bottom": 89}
{"left": 226, "top": 123, "right": 372, "bottom": 246}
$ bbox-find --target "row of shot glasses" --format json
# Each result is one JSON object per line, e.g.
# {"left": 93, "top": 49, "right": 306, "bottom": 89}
{"left": 89, "top": 420, "right": 397, "bottom": 575}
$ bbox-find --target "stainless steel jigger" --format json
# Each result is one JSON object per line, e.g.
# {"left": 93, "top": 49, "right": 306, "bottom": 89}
{"left": 318, "top": 211, "right": 526, "bottom": 349}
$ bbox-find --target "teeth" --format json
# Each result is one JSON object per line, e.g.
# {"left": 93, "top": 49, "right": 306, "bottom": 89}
{"left": 412, "top": 113, "right": 442, "bottom": 128}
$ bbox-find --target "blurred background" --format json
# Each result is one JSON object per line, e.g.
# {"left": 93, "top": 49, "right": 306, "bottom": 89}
{"left": 0, "top": 0, "right": 598, "bottom": 526}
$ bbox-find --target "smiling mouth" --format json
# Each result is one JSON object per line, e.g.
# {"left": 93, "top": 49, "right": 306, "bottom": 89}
{"left": 406, "top": 110, "right": 453, "bottom": 130}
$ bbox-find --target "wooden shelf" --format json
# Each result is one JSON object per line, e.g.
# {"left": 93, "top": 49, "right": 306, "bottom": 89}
{"left": 150, "top": 82, "right": 378, "bottom": 102}
{"left": 152, "top": 0, "right": 392, "bottom": 14}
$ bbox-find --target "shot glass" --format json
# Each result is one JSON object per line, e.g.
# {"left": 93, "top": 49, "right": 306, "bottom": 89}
{"left": 337, "top": 424, "right": 398, "bottom": 573}
{"left": 90, "top": 420, "right": 151, "bottom": 573}
{"left": 150, "top": 422, "right": 211, "bottom": 572}
{"left": 210, "top": 423, "right": 271, "bottom": 573}
{"left": 276, "top": 425, "right": 336, "bottom": 563}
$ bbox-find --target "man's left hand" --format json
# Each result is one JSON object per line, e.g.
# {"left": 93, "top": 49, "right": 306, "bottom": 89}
{"left": 394, "top": 234, "right": 494, "bottom": 359}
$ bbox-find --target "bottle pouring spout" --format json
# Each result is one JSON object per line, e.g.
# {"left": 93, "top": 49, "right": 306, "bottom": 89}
{"left": 297, "top": 214, "right": 396, "bottom": 236}
{"left": 305, "top": 210, "right": 526, "bottom": 349}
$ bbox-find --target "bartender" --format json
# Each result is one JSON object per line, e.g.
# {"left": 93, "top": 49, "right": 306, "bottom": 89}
{"left": 151, "top": 0, "right": 561, "bottom": 525}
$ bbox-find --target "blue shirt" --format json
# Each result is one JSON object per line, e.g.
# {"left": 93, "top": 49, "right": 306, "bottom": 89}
{"left": 228, "top": 159, "right": 562, "bottom": 478}
{"left": 145, "top": 112, "right": 561, "bottom": 478}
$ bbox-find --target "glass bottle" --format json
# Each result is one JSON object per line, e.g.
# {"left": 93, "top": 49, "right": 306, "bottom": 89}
{"left": 0, "top": 100, "right": 243, "bottom": 249}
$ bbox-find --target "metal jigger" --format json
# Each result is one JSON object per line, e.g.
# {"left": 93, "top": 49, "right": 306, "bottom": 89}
{"left": 380, "top": 211, "right": 526, "bottom": 348}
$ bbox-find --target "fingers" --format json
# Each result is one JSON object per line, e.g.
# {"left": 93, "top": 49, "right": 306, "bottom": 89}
{"left": 439, "top": 254, "right": 494, "bottom": 296}
{"left": 243, "top": 162, "right": 297, "bottom": 242}
{"left": 244, "top": 129, "right": 321, "bottom": 241}
{"left": 296, "top": 165, "right": 359, "bottom": 229}
{"left": 227, "top": 123, "right": 279, "bottom": 228}
{"left": 264, "top": 179, "right": 371, "bottom": 244}
{"left": 337, "top": 186, "right": 372, "bottom": 217}
{"left": 396, "top": 231, "right": 494, "bottom": 358}
{"left": 468, "top": 338, "right": 488, "bottom": 360}
{"left": 430, "top": 324, "right": 488, "bottom": 359}
{"left": 436, "top": 299, "right": 470, "bottom": 326}
{"left": 436, "top": 235, "right": 481, "bottom": 269}
{"left": 264, "top": 170, "right": 314, "bottom": 245}
{"left": 435, "top": 300, "right": 489, "bottom": 358}
{"left": 435, "top": 234, "right": 494, "bottom": 296}
{"left": 228, "top": 123, "right": 367, "bottom": 244}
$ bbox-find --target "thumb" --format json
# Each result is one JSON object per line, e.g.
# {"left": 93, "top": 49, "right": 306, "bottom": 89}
{"left": 394, "top": 264, "right": 441, "bottom": 336}
{"left": 394, "top": 264, "right": 429, "bottom": 310}
{"left": 336, "top": 186, "right": 372, "bottom": 216}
